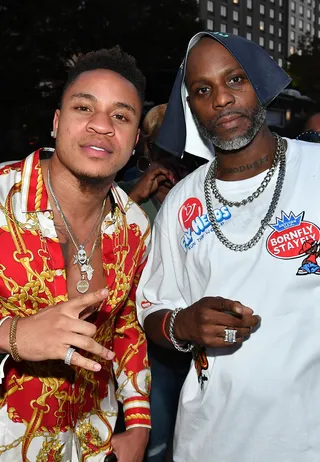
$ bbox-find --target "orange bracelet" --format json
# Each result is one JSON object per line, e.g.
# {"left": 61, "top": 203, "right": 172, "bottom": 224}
{"left": 161, "top": 311, "right": 172, "bottom": 343}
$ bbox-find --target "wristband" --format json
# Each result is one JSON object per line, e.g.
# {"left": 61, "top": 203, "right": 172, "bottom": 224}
{"left": 9, "top": 317, "right": 22, "bottom": 362}
{"left": 161, "top": 311, "right": 171, "bottom": 343}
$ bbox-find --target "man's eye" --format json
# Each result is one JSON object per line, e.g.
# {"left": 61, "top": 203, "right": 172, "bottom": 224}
{"left": 229, "top": 76, "right": 243, "bottom": 85}
{"left": 75, "top": 106, "right": 90, "bottom": 112}
{"left": 114, "top": 114, "right": 128, "bottom": 121}
{"left": 197, "top": 87, "right": 210, "bottom": 95}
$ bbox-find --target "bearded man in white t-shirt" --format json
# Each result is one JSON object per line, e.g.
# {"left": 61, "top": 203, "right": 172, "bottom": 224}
{"left": 136, "top": 31, "right": 320, "bottom": 462}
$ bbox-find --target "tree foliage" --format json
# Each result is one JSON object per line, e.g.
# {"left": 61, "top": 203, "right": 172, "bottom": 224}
{"left": 287, "top": 34, "right": 320, "bottom": 103}
{"left": 0, "top": 0, "right": 200, "bottom": 156}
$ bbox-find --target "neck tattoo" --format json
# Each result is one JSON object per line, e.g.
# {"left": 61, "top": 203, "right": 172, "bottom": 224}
{"left": 221, "top": 155, "right": 269, "bottom": 176}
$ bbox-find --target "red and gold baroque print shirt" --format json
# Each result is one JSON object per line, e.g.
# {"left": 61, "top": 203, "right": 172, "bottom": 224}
{"left": 0, "top": 150, "right": 151, "bottom": 461}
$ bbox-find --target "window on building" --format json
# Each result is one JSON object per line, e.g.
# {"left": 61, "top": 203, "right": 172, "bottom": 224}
{"left": 269, "top": 40, "right": 274, "bottom": 50}
{"left": 207, "top": 0, "right": 213, "bottom": 12}
{"left": 290, "top": 46, "right": 295, "bottom": 55}
{"left": 260, "top": 20, "right": 265, "bottom": 31}
{"left": 298, "top": 49, "right": 302, "bottom": 56}
{"left": 269, "top": 24, "right": 274, "bottom": 34}
{"left": 207, "top": 19, "right": 214, "bottom": 30}
{"left": 318, "top": 30, "right": 320, "bottom": 38}
{"left": 290, "top": 30, "right": 295, "bottom": 41}
{"left": 319, "top": 16, "right": 320, "bottom": 25}
{"left": 279, "top": 12, "right": 283, "bottom": 22}
{"left": 291, "top": 1, "right": 296, "bottom": 12}
{"left": 307, "top": 0, "right": 312, "bottom": 4}
{"left": 233, "top": 10, "right": 239, "bottom": 21}
{"left": 247, "top": 15, "right": 252, "bottom": 26}
{"left": 299, "top": 5, "right": 304, "bottom": 15}
{"left": 247, "top": 0, "right": 252, "bottom": 9}
{"left": 291, "top": 16, "right": 296, "bottom": 26}
{"left": 221, "top": 5, "right": 227, "bottom": 17}
{"left": 278, "top": 42, "right": 282, "bottom": 52}
{"left": 246, "top": 31, "right": 252, "bottom": 40}
{"left": 306, "top": 22, "right": 311, "bottom": 32}
{"left": 270, "top": 0, "right": 275, "bottom": 3}
{"left": 233, "top": 27, "right": 239, "bottom": 35}
{"left": 299, "top": 19, "right": 304, "bottom": 30}
{"left": 260, "top": 4, "right": 265, "bottom": 15}
{"left": 279, "top": 27, "right": 283, "bottom": 37}
{"left": 220, "top": 23, "right": 227, "bottom": 32}
{"left": 270, "top": 9, "right": 274, "bottom": 18}
{"left": 259, "top": 36, "right": 265, "bottom": 47}
{"left": 278, "top": 58, "right": 283, "bottom": 67}
{"left": 307, "top": 8, "right": 312, "bottom": 19}
{"left": 279, "top": 0, "right": 283, "bottom": 6}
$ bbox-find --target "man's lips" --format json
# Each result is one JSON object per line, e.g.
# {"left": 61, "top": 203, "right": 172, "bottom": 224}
{"left": 216, "top": 114, "right": 243, "bottom": 127}
{"left": 80, "top": 142, "right": 114, "bottom": 155}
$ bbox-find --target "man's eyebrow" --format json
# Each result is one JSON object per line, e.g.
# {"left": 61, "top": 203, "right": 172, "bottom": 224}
{"left": 114, "top": 102, "right": 137, "bottom": 116}
{"left": 71, "top": 93, "right": 97, "bottom": 102}
{"left": 189, "top": 67, "right": 245, "bottom": 86}
{"left": 70, "top": 95, "right": 137, "bottom": 115}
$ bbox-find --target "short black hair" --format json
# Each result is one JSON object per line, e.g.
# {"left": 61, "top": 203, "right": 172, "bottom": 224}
{"left": 62, "top": 46, "right": 146, "bottom": 103}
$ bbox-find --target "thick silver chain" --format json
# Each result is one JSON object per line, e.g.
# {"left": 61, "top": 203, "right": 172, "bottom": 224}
{"left": 47, "top": 169, "right": 105, "bottom": 261}
{"left": 204, "top": 134, "right": 287, "bottom": 252}
{"left": 209, "top": 133, "right": 283, "bottom": 207}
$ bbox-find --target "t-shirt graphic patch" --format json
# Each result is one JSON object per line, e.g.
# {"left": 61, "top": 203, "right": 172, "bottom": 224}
{"left": 178, "top": 197, "right": 231, "bottom": 252}
{"left": 267, "top": 211, "right": 320, "bottom": 275}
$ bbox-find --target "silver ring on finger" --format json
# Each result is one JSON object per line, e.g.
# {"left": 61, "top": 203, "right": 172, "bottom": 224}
{"left": 64, "top": 347, "right": 76, "bottom": 366}
{"left": 224, "top": 328, "right": 237, "bottom": 343}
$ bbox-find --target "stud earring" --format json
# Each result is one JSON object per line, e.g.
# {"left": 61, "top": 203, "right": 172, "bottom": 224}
{"left": 132, "top": 149, "right": 136, "bottom": 156}
{"left": 51, "top": 130, "right": 56, "bottom": 139}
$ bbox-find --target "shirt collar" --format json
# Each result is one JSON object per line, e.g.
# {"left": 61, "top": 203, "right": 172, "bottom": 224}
{"left": 20, "top": 148, "right": 126, "bottom": 215}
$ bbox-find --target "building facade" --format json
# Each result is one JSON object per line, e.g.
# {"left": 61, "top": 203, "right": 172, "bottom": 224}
{"left": 197, "top": 0, "right": 320, "bottom": 66}
{"left": 288, "top": 0, "right": 320, "bottom": 56}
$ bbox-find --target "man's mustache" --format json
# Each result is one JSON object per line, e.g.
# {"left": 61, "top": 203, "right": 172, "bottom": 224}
{"left": 212, "top": 110, "right": 249, "bottom": 129}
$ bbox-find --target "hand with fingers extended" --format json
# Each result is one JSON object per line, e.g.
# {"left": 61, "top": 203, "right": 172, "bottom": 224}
{"left": 174, "top": 296, "right": 261, "bottom": 348}
{"left": 9, "top": 288, "right": 115, "bottom": 371}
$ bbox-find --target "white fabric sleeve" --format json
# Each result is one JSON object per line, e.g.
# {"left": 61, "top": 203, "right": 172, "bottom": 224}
{"left": 0, "top": 317, "right": 10, "bottom": 384}
{"left": 136, "top": 219, "right": 186, "bottom": 328}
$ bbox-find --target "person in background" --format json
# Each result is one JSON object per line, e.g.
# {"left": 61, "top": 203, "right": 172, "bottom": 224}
{"left": 297, "top": 111, "right": 320, "bottom": 143}
{"left": 119, "top": 104, "right": 207, "bottom": 462}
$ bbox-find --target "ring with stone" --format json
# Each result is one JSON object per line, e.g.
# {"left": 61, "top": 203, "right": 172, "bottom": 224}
{"left": 224, "top": 328, "right": 237, "bottom": 343}
{"left": 64, "top": 347, "right": 76, "bottom": 366}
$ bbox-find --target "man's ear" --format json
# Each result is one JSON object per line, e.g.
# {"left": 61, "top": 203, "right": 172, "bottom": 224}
{"left": 134, "top": 128, "right": 140, "bottom": 147}
{"left": 53, "top": 109, "right": 60, "bottom": 134}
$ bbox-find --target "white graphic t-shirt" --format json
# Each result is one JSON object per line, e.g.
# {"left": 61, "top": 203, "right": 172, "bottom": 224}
{"left": 137, "top": 139, "right": 320, "bottom": 462}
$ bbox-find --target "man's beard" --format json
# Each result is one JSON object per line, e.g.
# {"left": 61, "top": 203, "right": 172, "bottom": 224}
{"left": 194, "top": 103, "right": 267, "bottom": 151}
{"left": 74, "top": 173, "right": 109, "bottom": 193}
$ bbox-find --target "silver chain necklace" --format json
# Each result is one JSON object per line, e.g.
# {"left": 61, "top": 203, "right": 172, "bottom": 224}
{"left": 210, "top": 133, "right": 283, "bottom": 208}
{"left": 204, "top": 134, "right": 287, "bottom": 252}
{"left": 47, "top": 169, "right": 106, "bottom": 293}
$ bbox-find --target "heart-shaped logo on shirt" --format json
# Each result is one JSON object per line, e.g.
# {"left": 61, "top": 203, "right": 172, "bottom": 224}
{"left": 178, "top": 197, "right": 203, "bottom": 232}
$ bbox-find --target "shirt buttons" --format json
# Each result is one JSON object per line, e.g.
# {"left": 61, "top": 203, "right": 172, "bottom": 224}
{"left": 44, "top": 211, "right": 51, "bottom": 218}
{"left": 56, "top": 269, "right": 63, "bottom": 276}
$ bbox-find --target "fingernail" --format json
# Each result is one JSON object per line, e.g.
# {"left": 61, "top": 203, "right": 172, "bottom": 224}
{"left": 106, "top": 351, "right": 115, "bottom": 360}
{"left": 100, "top": 289, "right": 108, "bottom": 297}
{"left": 94, "top": 363, "right": 101, "bottom": 371}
